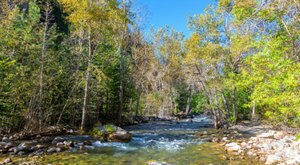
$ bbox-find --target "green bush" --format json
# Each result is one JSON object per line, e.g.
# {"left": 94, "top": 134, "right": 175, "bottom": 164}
{"left": 296, "top": 133, "right": 300, "bottom": 141}
{"left": 90, "top": 128, "right": 103, "bottom": 138}
{"left": 104, "top": 124, "right": 117, "bottom": 133}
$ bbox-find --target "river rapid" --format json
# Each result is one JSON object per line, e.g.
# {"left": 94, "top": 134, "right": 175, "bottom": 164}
{"left": 13, "top": 116, "right": 260, "bottom": 164}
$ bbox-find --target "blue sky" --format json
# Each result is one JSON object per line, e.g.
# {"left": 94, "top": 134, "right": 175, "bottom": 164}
{"left": 134, "top": 0, "right": 216, "bottom": 37}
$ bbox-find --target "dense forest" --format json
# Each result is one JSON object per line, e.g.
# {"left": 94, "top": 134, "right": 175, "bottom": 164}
{"left": 0, "top": 0, "right": 299, "bottom": 134}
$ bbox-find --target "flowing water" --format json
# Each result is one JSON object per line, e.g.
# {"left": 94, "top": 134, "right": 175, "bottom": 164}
{"left": 34, "top": 116, "right": 259, "bottom": 164}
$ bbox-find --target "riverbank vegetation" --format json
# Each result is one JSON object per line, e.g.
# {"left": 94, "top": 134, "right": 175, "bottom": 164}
{"left": 0, "top": 0, "right": 299, "bottom": 134}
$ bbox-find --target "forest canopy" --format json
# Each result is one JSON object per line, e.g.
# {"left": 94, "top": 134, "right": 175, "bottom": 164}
{"left": 0, "top": 0, "right": 299, "bottom": 133}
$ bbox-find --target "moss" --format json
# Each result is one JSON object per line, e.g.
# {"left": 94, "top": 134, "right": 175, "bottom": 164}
{"left": 104, "top": 124, "right": 117, "bottom": 133}
{"left": 89, "top": 128, "right": 103, "bottom": 139}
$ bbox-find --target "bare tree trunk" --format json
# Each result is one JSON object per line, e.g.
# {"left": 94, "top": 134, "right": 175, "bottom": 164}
{"left": 118, "top": 0, "right": 127, "bottom": 124}
{"left": 81, "top": 27, "right": 91, "bottom": 130}
{"left": 252, "top": 100, "right": 256, "bottom": 120}
{"left": 118, "top": 46, "right": 124, "bottom": 123}
{"left": 38, "top": 3, "right": 51, "bottom": 131}
{"left": 222, "top": 93, "right": 229, "bottom": 119}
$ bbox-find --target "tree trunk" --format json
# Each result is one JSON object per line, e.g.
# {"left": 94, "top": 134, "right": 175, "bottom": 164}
{"left": 118, "top": 46, "right": 124, "bottom": 123}
{"left": 118, "top": 0, "right": 127, "bottom": 124}
{"left": 231, "top": 89, "right": 237, "bottom": 124}
{"left": 185, "top": 85, "right": 192, "bottom": 115}
{"left": 135, "top": 93, "right": 140, "bottom": 117}
{"left": 80, "top": 27, "right": 91, "bottom": 130}
{"left": 38, "top": 3, "right": 50, "bottom": 131}
{"left": 252, "top": 100, "right": 256, "bottom": 120}
{"left": 185, "top": 97, "right": 191, "bottom": 115}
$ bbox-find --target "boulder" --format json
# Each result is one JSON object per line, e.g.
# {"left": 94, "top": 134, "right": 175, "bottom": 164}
{"left": 108, "top": 127, "right": 132, "bottom": 143}
{"left": 92, "top": 125, "right": 132, "bottom": 143}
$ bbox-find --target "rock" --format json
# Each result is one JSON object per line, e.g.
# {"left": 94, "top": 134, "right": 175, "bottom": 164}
{"left": 84, "top": 145, "right": 95, "bottom": 150}
{"left": 39, "top": 136, "right": 53, "bottom": 143}
{"left": 262, "top": 143, "right": 273, "bottom": 151}
{"left": 36, "top": 144, "right": 44, "bottom": 149}
{"left": 52, "top": 136, "right": 65, "bottom": 144}
{"left": 2, "top": 137, "right": 9, "bottom": 142}
{"left": 283, "top": 148, "right": 300, "bottom": 160}
{"left": 108, "top": 127, "right": 132, "bottom": 143}
{"left": 83, "top": 140, "right": 92, "bottom": 146}
{"left": 225, "top": 143, "right": 241, "bottom": 152}
{"left": 9, "top": 145, "right": 29, "bottom": 154}
{"left": 66, "top": 129, "right": 74, "bottom": 134}
{"left": 258, "top": 132, "right": 274, "bottom": 139}
{"left": 2, "top": 158, "right": 12, "bottom": 164}
{"left": 55, "top": 147, "right": 62, "bottom": 152}
{"left": 17, "top": 151, "right": 26, "bottom": 156}
{"left": 250, "top": 137, "right": 258, "bottom": 142}
{"left": 247, "top": 151, "right": 254, "bottom": 156}
{"left": 202, "top": 131, "right": 208, "bottom": 135}
{"left": 56, "top": 142, "right": 65, "bottom": 148}
{"left": 240, "top": 142, "right": 247, "bottom": 147}
{"left": 221, "top": 137, "right": 228, "bottom": 142}
{"left": 202, "top": 138, "right": 212, "bottom": 142}
{"left": 63, "top": 141, "right": 74, "bottom": 148}
{"left": 286, "top": 159, "right": 297, "bottom": 165}
{"left": 259, "top": 156, "right": 267, "bottom": 162}
{"left": 274, "top": 132, "right": 285, "bottom": 140}
{"left": 4, "top": 142, "right": 13, "bottom": 149}
{"left": 47, "top": 148, "right": 56, "bottom": 153}
{"left": 211, "top": 137, "right": 220, "bottom": 143}
{"left": 265, "top": 155, "right": 282, "bottom": 165}
{"left": 0, "top": 142, "right": 7, "bottom": 147}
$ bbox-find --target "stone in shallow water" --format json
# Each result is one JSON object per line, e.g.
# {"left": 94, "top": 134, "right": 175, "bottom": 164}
{"left": 107, "top": 127, "right": 132, "bottom": 143}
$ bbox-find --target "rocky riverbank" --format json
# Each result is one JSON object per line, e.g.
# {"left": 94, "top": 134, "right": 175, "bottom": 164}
{"left": 0, "top": 124, "right": 133, "bottom": 164}
{"left": 222, "top": 123, "right": 300, "bottom": 165}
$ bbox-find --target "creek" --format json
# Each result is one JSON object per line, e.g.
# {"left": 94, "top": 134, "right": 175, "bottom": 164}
{"left": 32, "top": 116, "right": 259, "bottom": 164}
